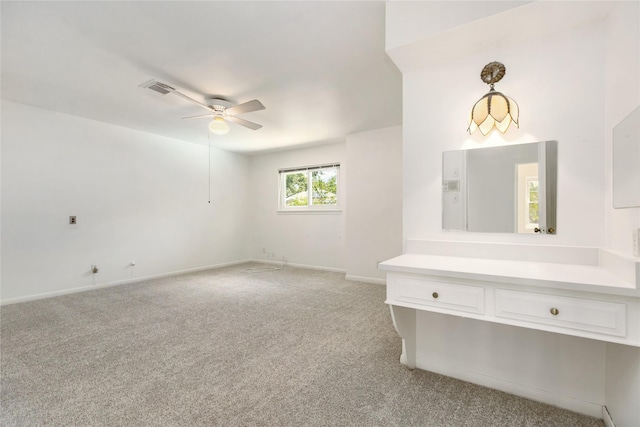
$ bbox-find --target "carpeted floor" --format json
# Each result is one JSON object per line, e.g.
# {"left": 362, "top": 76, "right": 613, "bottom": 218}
{"left": 1, "top": 263, "right": 604, "bottom": 426}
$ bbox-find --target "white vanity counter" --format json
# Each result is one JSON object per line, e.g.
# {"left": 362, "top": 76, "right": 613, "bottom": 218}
{"left": 379, "top": 241, "right": 640, "bottom": 421}
{"left": 380, "top": 252, "right": 640, "bottom": 297}
{"left": 380, "top": 241, "right": 640, "bottom": 354}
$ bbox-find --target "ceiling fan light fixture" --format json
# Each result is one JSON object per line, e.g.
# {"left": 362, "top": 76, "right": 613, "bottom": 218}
{"left": 209, "top": 116, "right": 230, "bottom": 135}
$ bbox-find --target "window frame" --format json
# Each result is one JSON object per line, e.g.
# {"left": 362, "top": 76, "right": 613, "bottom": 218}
{"left": 278, "top": 163, "right": 341, "bottom": 213}
{"left": 524, "top": 176, "right": 539, "bottom": 230}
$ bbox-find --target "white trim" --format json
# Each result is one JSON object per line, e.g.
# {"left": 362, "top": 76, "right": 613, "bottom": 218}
{"left": 278, "top": 162, "right": 340, "bottom": 173}
{"left": 404, "top": 239, "right": 601, "bottom": 266}
{"left": 284, "top": 262, "right": 345, "bottom": 274}
{"left": 250, "top": 259, "right": 288, "bottom": 267}
{"left": 0, "top": 259, "right": 251, "bottom": 306}
{"left": 251, "top": 261, "right": 387, "bottom": 283}
{"left": 277, "top": 209, "right": 342, "bottom": 215}
{"left": 415, "top": 356, "right": 604, "bottom": 419}
{"left": 251, "top": 258, "right": 345, "bottom": 274}
{"left": 602, "top": 406, "right": 616, "bottom": 427}
{"left": 345, "top": 274, "right": 386, "bottom": 285}
{"left": 1, "top": 259, "right": 350, "bottom": 305}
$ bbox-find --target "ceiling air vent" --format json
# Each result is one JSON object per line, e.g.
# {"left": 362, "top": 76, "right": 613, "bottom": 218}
{"left": 139, "top": 79, "right": 174, "bottom": 95}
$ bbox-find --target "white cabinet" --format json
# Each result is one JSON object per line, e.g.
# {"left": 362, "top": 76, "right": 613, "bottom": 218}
{"left": 381, "top": 250, "right": 640, "bottom": 347}
{"left": 385, "top": 272, "right": 639, "bottom": 346}
{"left": 379, "top": 244, "right": 640, "bottom": 425}
{"left": 388, "top": 276, "right": 484, "bottom": 315}
{"left": 494, "top": 289, "right": 627, "bottom": 337}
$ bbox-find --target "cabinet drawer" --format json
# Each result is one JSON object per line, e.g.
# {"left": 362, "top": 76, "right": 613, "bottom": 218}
{"left": 388, "top": 276, "right": 484, "bottom": 315}
{"left": 495, "top": 289, "right": 626, "bottom": 337}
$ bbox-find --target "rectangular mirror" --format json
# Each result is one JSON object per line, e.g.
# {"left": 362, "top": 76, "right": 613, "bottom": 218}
{"left": 442, "top": 141, "right": 557, "bottom": 234}
{"left": 613, "top": 106, "right": 640, "bottom": 208}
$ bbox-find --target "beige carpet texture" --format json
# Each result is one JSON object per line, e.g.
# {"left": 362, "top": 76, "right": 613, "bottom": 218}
{"left": 1, "top": 264, "right": 604, "bottom": 426}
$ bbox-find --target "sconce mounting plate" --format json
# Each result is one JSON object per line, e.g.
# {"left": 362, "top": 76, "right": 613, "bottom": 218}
{"left": 480, "top": 62, "right": 506, "bottom": 85}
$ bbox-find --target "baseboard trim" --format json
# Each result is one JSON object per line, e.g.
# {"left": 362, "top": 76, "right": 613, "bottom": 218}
{"left": 0, "top": 259, "right": 252, "bottom": 306}
{"left": 602, "top": 406, "right": 616, "bottom": 427}
{"left": 415, "top": 357, "right": 604, "bottom": 419}
{"left": 250, "top": 259, "right": 346, "bottom": 274}
{"left": 345, "top": 274, "right": 386, "bottom": 285}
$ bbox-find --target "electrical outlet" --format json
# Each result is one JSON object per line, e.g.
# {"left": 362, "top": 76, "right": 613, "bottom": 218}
{"left": 69, "top": 215, "right": 77, "bottom": 225}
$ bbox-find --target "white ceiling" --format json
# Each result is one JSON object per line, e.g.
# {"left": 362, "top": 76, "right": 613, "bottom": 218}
{"left": 1, "top": 1, "right": 402, "bottom": 153}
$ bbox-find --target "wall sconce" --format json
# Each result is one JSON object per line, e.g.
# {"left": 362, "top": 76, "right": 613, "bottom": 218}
{"left": 467, "top": 62, "right": 519, "bottom": 135}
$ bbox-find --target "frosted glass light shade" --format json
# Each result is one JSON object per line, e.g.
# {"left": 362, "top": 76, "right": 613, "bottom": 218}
{"left": 209, "top": 117, "right": 230, "bottom": 135}
{"left": 468, "top": 90, "right": 519, "bottom": 135}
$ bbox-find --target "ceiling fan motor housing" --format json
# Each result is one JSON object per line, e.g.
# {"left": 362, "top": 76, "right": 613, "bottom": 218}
{"left": 208, "top": 98, "right": 232, "bottom": 114}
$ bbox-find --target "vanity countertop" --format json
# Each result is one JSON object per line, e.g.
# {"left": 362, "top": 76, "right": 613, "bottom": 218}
{"left": 379, "top": 253, "right": 640, "bottom": 297}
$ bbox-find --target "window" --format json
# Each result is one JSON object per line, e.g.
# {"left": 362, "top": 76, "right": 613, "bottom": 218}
{"left": 525, "top": 177, "right": 539, "bottom": 229}
{"left": 516, "top": 162, "right": 539, "bottom": 233}
{"left": 279, "top": 163, "right": 340, "bottom": 211}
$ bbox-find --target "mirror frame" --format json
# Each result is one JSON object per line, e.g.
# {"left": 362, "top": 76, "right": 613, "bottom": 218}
{"left": 613, "top": 106, "right": 640, "bottom": 209}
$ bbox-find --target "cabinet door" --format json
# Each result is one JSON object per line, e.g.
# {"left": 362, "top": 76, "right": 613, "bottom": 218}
{"left": 388, "top": 276, "right": 484, "bottom": 315}
{"left": 495, "top": 289, "right": 627, "bottom": 337}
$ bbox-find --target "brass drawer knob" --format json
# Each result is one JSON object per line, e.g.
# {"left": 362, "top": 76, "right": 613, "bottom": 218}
{"left": 550, "top": 307, "right": 559, "bottom": 316}
{"left": 432, "top": 292, "right": 439, "bottom": 299}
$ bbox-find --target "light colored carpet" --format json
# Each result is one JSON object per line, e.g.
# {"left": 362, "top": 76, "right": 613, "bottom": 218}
{"left": 1, "top": 263, "right": 604, "bottom": 426}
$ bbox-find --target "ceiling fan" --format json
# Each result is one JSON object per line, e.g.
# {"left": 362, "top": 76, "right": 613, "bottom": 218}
{"left": 141, "top": 79, "right": 265, "bottom": 135}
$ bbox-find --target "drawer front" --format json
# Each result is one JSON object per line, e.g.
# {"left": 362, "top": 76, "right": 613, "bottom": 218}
{"left": 388, "top": 276, "right": 484, "bottom": 314}
{"left": 495, "top": 289, "right": 626, "bottom": 337}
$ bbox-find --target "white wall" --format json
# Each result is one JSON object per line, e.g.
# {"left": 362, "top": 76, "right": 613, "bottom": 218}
{"left": 249, "top": 127, "right": 403, "bottom": 281}
{"left": 1, "top": 100, "right": 251, "bottom": 303}
{"left": 385, "top": 1, "right": 530, "bottom": 52}
{"left": 2, "top": 102, "right": 403, "bottom": 302}
{"left": 605, "top": 1, "right": 640, "bottom": 256}
{"left": 345, "top": 126, "right": 402, "bottom": 282}
{"left": 385, "top": 1, "right": 639, "bottom": 423}
{"left": 415, "top": 312, "right": 606, "bottom": 412}
{"left": 606, "top": 342, "right": 640, "bottom": 427}
{"left": 603, "top": 2, "right": 640, "bottom": 425}
{"left": 398, "top": 18, "right": 606, "bottom": 247}
{"left": 249, "top": 142, "right": 347, "bottom": 271}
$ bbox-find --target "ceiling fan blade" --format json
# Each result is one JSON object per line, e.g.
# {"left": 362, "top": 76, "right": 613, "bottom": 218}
{"left": 149, "top": 81, "right": 213, "bottom": 113}
{"left": 171, "top": 90, "right": 214, "bottom": 112}
{"left": 227, "top": 115, "right": 263, "bottom": 130}
{"left": 181, "top": 113, "right": 215, "bottom": 120}
{"left": 225, "top": 99, "right": 265, "bottom": 115}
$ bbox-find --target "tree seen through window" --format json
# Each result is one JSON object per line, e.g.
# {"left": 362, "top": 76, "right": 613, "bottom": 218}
{"left": 282, "top": 165, "right": 339, "bottom": 208}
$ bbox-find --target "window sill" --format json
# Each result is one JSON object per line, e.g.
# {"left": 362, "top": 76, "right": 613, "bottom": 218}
{"left": 277, "top": 209, "right": 342, "bottom": 215}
